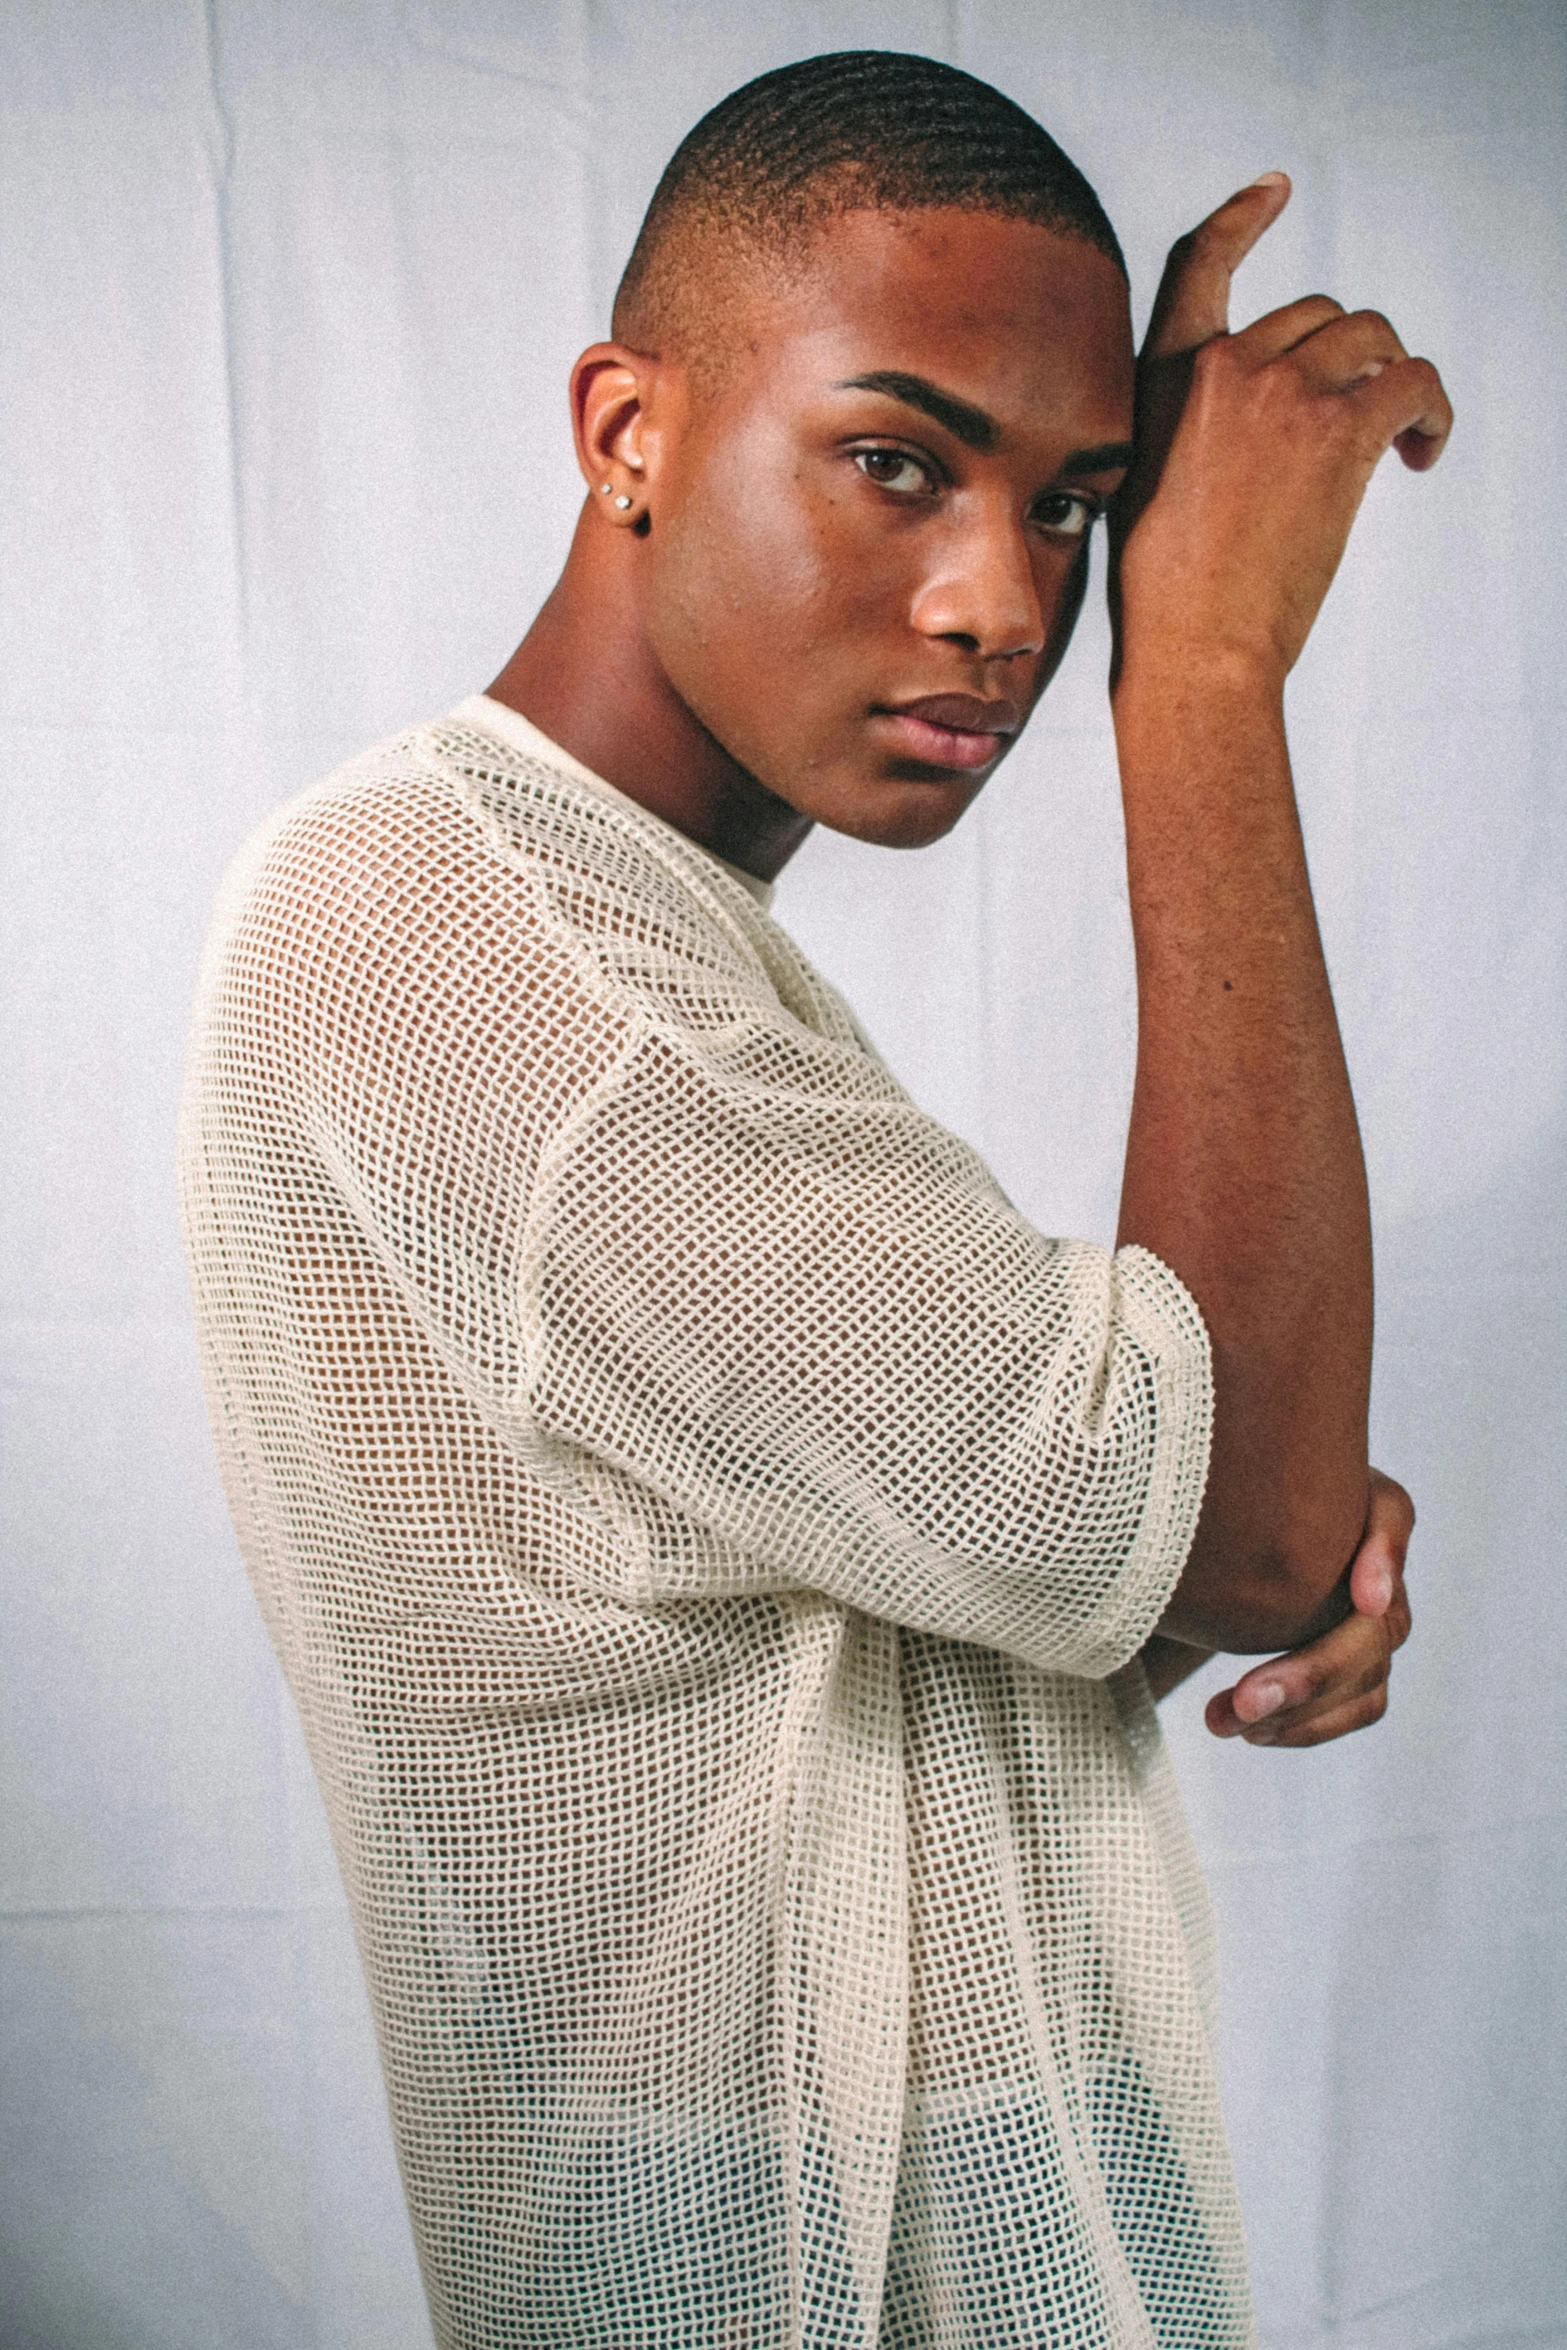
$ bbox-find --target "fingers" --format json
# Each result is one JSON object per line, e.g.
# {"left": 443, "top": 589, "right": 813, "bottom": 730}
{"left": 1227, "top": 293, "right": 1347, "bottom": 364}
{"left": 1347, "top": 1526, "right": 1398, "bottom": 1618}
{"left": 1192, "top": 281, "right": 1450, "bottom": 480}
{"left": 1241, "top": 1684, "right": 1391, "bottom": 1749}
{"left": 1366, "top": 354, "right": 1453, "bottom": 468}
{"left": 1234, "top": 301, "right": 1407, "bottom": 385}
{"left": 1224, "top": 303, "right": 1446, "bottom": 437}
{"left": 1206, "top": 1607, "right": 1395, "bottom": 1745}
{"left": 1349, "top": 1467, "right": 1415, "bottom": 1620}
{"left": 1205, "top": 1467, "right": 1417, "bottom": 1750}
{"left": 1367, "top": 1464, "right": 1416, "bottom": 1545}
{"left": 1141, "top": 176, "right": 1452, "bottom": 487}
{"left": 1277, "top": 319, "right": 1450, "bottom": 466}
{"left": 1268, "top": 313, "right": 1449, "bottom": 469}
{"left": 1143, "top": 172, "right": 1291, "bottom": 360}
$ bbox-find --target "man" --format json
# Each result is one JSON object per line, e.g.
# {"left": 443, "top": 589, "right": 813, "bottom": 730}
{"left": 179, "top": 50, "right": 1442, "bottom": 2350}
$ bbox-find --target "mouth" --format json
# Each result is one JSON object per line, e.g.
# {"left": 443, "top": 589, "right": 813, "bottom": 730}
{"left": 870, "top": 694, "right": 1020, "bottom": 774}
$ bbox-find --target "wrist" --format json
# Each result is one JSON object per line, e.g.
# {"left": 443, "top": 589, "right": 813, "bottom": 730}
{"left": 1111, "top": 639, "right": 1287, "bottom": 725}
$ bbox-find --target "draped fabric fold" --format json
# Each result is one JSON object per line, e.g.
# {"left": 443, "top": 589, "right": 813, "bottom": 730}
{"left": 176, "top": 703, "right": 1244, "bottom": 2345}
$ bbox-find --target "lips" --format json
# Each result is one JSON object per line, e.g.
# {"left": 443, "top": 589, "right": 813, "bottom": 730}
{"left": 872, "top": 693, "right": 1020, "bottom": 773}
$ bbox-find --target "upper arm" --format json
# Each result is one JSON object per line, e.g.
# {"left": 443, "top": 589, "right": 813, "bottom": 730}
{"left": 519, "top": 1016, "right": 1213, "bottom": 1675}
{"left": 237, "top": 775, "right": 1213, "bottom": 1677}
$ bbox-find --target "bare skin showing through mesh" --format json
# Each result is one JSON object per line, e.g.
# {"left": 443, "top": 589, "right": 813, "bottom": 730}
{"left": 181, "top": 50, "right": 1444, "bottom": 2350}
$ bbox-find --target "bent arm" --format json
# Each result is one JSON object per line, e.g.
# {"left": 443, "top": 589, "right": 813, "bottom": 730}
{"left": 1114, "top": 671, "right": 1370, "bottom": 1651}
{"left": 1110, "top": 176, "right": 1448, "bottom": 1654}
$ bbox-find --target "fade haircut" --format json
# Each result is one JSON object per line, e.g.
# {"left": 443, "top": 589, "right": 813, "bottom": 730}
{"left": 612, "top": 50, "right": 1125, "bottom": 368}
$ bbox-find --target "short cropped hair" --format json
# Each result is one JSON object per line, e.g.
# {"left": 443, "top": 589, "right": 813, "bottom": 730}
{"left": 612, "top": 50, "right": 1125, "bottom": 363}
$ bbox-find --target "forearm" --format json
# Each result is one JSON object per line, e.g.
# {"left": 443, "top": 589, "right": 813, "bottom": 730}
{"left": 1139, "top": 1632, "right": 1214, "bottom": 1701}
{"left": 1114, "top": 662, "right": 1371, "bottom": 1651}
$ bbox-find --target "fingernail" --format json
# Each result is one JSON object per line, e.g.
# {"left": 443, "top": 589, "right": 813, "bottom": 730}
{"left": 1247, "top": 171, "right": 1290, "bottom": 190}
{"left": 1242, "top": 1679, "right": 1287, "bottom": 1721}
{"left": 1362, "top": 1562, "right": 1395, "bottom": 1614}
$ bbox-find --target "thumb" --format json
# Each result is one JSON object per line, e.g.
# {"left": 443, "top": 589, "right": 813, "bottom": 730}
{"left": 1143, "top": 172, "right": 1291, "bottom": 360}
{"left": 1349, "top": 1526, "right": 1398, "bottom": 1618}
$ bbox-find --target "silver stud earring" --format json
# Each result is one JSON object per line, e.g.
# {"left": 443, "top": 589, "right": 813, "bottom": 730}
{"left": 614, "top": 494, "right": 633, "bottom": 510}
{"left": 598, "top": 482, "right": 612, "bottom": 495}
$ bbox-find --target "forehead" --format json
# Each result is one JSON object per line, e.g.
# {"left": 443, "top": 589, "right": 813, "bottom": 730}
{"left": 722, "top": 207, "right": 1135, "bottom": 439}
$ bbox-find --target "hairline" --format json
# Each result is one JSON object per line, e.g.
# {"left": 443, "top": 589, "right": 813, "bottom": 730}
{"left": 610, "top": 195, "right": 1128, "bottom": 377}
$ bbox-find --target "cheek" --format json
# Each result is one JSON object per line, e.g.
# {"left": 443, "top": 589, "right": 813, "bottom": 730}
{"left": 652, "top": 450, "right": 897, "bottom": 692}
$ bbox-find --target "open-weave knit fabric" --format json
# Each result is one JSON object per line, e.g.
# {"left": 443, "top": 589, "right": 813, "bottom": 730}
{"left": 178, "top": 694, "right": 1252, "bottom": 2349}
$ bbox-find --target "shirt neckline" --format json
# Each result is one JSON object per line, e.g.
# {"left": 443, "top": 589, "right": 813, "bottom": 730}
{"left": 449, "top": 693, "right": 776, "bottom": 912}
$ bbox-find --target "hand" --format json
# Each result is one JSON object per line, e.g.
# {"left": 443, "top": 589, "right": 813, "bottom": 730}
{"left": 1205, "top": 1469, "right": 1414, "bottom": 1746}
{"left": 1112, "top": 174, "right": 1452, "bottom": 690}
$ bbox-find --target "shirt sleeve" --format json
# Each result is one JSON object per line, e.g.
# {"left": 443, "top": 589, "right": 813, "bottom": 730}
{"left": 518, "top": 1005, "right": 1212, "bottom": 1679}
{"left": 267, "top": 757, "right": 1211, "bottom": 1682}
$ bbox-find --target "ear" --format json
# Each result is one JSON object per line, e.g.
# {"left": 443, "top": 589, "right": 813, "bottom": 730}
{"left": 571, "top": 343, "right": 658, "bottom": 528}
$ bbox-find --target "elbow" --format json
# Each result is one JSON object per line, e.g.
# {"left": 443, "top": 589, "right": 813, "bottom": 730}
{"left": 1159, "top": 1508, "right": 1362, "bottom": 1656}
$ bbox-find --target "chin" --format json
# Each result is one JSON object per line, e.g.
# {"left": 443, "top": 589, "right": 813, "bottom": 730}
{"left": 813, "top": 769, "right": 987, "bottom": 851}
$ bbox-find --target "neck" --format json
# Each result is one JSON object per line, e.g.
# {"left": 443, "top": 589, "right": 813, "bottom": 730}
{"left": 486, "top": 501, "right": 813, "bottom": 882}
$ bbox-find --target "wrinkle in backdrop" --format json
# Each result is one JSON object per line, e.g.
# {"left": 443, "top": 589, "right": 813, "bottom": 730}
{"left": 1, "top": 5, "right": 1563, "bottom": 2347}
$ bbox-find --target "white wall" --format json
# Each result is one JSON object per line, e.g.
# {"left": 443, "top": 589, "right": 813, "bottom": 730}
{"left": 2, "top": 5, "right": 1562, "bottom": 2345}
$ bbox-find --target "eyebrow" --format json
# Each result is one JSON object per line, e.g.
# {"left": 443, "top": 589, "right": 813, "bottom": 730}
{"left": 1057, "top": 440, "right": 1136, "bottom": 476}
{"left": 834, "top": 371, "right": 1134, "bottom": 476}
{"left": 836, "top": 370, "right": 998, "bottom": 449}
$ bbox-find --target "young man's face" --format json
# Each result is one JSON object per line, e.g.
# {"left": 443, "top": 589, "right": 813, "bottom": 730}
{"left": 636, "top": 206, "right": 1135, "bottom": 847}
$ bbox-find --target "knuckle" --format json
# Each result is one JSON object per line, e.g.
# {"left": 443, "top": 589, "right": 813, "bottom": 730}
{"left": 1332, "top": 1618, "right": 1373, "bottom": 1668}
{"left": 1315, "top": 1644, "right": 1353, "bottom": 1701}
{"left": 1408, "top": 355, "right": 1449, "bottom": 406}
{"left": 1283, "top": 1650, "right": 1329, "bottom": 1702}
{"left": 1370, "top": 1467, "right": 1414, "bottom": 1529}
{"left": 1348, "top": 397, "right": 1394, "bottom": 450}
{"left": 1166, "top": 227, "right": 1203, "bottom": 272}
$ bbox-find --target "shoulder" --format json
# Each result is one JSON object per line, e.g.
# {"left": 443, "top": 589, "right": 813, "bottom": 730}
{"left": 196, "top": 713, "right": 867, "bottom": 1068}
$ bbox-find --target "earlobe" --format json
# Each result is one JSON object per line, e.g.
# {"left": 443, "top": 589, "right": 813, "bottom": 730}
{"left": 572, "top": 341, "right": 653, "bottom": 524}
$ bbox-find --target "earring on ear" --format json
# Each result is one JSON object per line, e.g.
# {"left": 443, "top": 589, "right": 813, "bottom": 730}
{"left": 598, "top": 482, "right": 612, "bottom": 495}
{"left": 613, "top": 494, "right": 633, "bottom": 511}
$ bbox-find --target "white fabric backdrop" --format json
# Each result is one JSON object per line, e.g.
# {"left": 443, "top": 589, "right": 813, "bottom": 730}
{"left": 2, "top": 4, "right": 1562, "bottom": 2345}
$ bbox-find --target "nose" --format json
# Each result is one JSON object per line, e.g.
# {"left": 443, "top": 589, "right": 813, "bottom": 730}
{"left": 908, "top": 499, "right": 1048, "bottom": 662}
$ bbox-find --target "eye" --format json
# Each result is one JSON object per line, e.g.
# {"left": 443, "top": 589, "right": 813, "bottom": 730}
{"left": 1032, "top": 491, "right": 1099, "bottom": 540}
{"left": 852, "top": 446, "right": 935, "bottom": 498}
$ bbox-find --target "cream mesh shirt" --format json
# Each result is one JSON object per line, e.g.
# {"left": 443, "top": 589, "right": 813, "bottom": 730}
{"left": 178, "top": 694, "right": 1252, "bottom": 2350}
